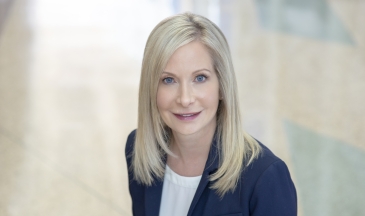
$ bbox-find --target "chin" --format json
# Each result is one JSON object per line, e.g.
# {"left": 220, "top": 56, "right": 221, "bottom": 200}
{"left": 171, "top": 126, "right": 200, "bottom": 136}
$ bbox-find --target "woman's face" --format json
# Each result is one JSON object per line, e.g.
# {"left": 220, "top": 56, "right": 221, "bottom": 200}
{"left": 157, "top": 41, "right": 220, "bottom": 137}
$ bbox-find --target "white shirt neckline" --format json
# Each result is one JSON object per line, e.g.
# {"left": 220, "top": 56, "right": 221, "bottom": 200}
{"left": 159, "top": 165, "right": 202, "bottom": 216}
{"left": 164, "top": 165, "right": 202, "bottom": 188}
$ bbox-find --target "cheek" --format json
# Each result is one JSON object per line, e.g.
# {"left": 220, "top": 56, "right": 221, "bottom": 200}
{"left": 156, "top": 86, "right": 172, "bottom": 110}
{"left": 206, "top": 94, "right": 220, "bottom": 110}
{"left": 196, "top": 82, "right": 220, "bottom": 105}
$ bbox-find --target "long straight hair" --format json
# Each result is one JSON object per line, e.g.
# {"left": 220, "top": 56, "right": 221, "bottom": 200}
{"left": 132, "top": 12, "right": 261, "bottom": 197}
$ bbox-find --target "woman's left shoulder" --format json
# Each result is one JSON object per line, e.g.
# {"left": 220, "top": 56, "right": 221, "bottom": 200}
{"left": 240, "top": 140, "right": 297, "bottom": 215}
{"left": 244, "top": 140, "right": 289, "bottom": 177}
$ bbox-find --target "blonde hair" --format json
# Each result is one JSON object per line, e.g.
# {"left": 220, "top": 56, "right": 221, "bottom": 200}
{"left": 132, "top": 12, "right": 261, "bottom": 197}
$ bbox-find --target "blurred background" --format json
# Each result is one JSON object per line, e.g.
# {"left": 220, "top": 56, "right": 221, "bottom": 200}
{"left": 0, "top": 0, "right": 364, "bottom": 215}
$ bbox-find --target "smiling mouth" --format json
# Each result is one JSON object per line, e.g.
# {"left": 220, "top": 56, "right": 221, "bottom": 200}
{"left": 173, "top": 112, "right": 201, "bottom": 120}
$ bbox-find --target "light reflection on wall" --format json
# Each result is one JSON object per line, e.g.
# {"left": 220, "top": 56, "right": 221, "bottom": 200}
{"left": 31, "top": 0, "right": 175, "bottom": 60}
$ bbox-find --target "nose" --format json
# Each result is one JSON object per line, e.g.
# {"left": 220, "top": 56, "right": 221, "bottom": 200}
{"left": 176, "top": 82, "right": 195, "bottom": 107}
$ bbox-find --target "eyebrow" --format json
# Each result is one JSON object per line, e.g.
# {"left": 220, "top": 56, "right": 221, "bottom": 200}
{"left": 162, "top": 68, "right": 212, "bottom": 75}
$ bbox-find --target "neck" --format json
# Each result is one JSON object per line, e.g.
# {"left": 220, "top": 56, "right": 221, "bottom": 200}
{"left": 167, "top": 123, "right": 216, "bottom": 177}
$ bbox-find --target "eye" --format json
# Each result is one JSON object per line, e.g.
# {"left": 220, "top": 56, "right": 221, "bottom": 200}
{"left": 162, "top": 77, "right": 175, "bottom": 84}
{"left": 195, "top": 75, "right": 207, "bottom": 82}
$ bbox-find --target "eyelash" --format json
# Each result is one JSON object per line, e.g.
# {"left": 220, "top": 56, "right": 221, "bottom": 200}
{"left": 162, "top": 74, "right": 208, "bottom": 84}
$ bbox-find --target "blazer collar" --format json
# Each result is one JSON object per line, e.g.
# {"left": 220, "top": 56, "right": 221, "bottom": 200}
{"left": 145, "top": 134, "right": 220, "bottom": 216}
{"left": 187, "top": 135, "right": 220, "bottom": 216}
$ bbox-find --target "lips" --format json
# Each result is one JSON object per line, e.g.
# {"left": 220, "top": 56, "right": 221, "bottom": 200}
{"left": 173, "top": 111, "right": 201, "bottom": 121}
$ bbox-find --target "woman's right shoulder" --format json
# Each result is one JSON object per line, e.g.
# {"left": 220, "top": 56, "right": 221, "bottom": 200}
{"left": 125, "top": 129, "right": 137, "bottom": 158}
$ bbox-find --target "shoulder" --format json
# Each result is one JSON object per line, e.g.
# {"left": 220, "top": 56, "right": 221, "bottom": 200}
{"left": 125, "top": 129, "right": 137, "bottom": 159}
{"left": 241, "top": 140, "right": 285, "bottom": 181}
{"left": 247, "top": 140, "right": 283, "bottom": 174}
{"left": 125, "top": 129, "right": 137, "bottom": 177}
{"left": 242, "top": 139, "right": 294, "bottom": 187}
{"left": 241, "top": 140, "right": 297, "bottom": 215}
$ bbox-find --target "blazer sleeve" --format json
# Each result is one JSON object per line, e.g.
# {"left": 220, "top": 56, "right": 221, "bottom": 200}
{"left": 249, "top": 160, "right": 297, "bottom": 216}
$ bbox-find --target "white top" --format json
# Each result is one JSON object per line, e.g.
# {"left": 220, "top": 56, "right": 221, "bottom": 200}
{"left": 159, "top": 165, "right": 202, "bottom": 216}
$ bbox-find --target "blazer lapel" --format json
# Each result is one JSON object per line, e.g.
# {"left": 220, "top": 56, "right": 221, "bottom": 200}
{"left": 145, "top": 134, "right": 220, "bottom": 216}
{"left": 145, "top": 177, "right": 164, "bottom": 216}
{"left": 187, "top": 138, "right": 220, "bottom": 216}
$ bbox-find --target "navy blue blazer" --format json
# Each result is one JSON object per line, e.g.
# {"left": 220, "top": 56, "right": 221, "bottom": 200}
{"left": 125, "top": 130, "right": 297, "bottom": 216}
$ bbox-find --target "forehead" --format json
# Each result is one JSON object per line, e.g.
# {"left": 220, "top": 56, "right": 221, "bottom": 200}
{"left": 163, "top": 41, "right": 214, "bottom": 74}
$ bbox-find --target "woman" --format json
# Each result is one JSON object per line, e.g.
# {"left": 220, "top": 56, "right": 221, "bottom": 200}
{"left": 125, "top": 13, "right": 297, "bottom": 216}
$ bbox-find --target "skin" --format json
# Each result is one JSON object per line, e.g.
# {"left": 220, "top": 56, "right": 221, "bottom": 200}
{"left": 157, "top": 41, "right": 220, "bottom": 177}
